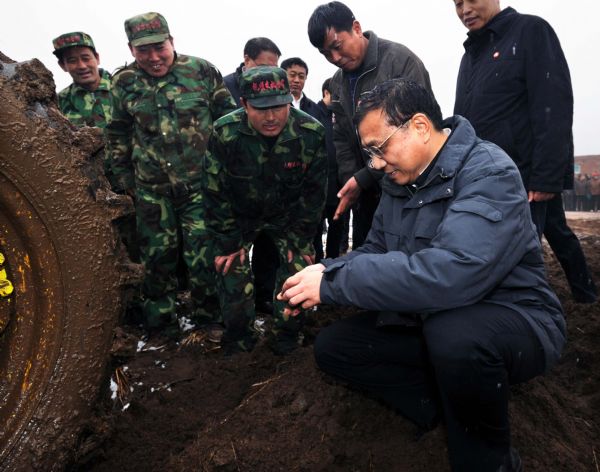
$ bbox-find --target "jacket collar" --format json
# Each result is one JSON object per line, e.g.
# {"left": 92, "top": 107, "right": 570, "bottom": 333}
{"left": 435, "top": 115, "right": 478, "bottom": 177}
{"left": 381, "top": 116, "right": 478, "bottom": 199}
{"left": 68, "top": 68, "right": 111, "bottom": 96}
{"left": 339, "top": 30, "right": 379, "bottom": 79}
{"left": 360, "top": 31, "right": 379, "bottom": 73}
{"left": 235, "top": 62, "right": 244, "bottom": 77}
{"left": 464, "top": 7, "right": 518, "bottom": 48}
{"left": 317, "top": 100, "right": 331, "bottom": 116}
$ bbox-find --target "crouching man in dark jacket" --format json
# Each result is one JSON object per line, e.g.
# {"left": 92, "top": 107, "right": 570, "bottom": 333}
{"left": 278, "top": 79, "right": 566, "bottom": 472}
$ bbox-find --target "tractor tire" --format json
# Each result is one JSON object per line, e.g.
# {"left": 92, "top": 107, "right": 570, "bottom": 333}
{"left": 0, "top": 54, "right": 129, "bottom": 470}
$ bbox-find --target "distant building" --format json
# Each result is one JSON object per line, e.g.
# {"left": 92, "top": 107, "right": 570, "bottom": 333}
{"left": 575, "top": 155, "right": 600, "bottom": 176}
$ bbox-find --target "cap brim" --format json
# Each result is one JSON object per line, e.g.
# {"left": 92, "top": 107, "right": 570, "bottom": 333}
{"left": 130, "top": 33, "right": 170, "bottom": 47}
{"left": 246, "top": 93, "right": 292, "bottom": 109}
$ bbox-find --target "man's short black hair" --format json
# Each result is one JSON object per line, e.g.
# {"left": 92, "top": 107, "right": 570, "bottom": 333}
{"left": 308, "top": 1, "right": 355, "bottom": 48}
{"left": 354, "top": 79, "right": 444, "bottom": 131}
{"left": 243, "top": 37, "right": 281, "bottom": 60}
{"left": 280, "top": 57, "right": 308, "bottom": 74}
{"left": 322, "top": 78, "right": 332, "bottom": 95}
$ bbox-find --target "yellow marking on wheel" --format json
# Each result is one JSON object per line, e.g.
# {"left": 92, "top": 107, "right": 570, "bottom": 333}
{"left": 0, "top": 252, "right": 15, "bottom": 297}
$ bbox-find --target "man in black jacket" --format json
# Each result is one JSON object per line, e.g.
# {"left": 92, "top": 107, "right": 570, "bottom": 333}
{"left": 308, "top": 1, "right": 432, "bottom": 250}
{"left": 453, "top": 0, "right": 597, "bottom": 303}
{"left": 280, "top": 57, "right": 321, "bottom": 119}
{"left": 223, "top": 37, "right": 281, "bottom": 106}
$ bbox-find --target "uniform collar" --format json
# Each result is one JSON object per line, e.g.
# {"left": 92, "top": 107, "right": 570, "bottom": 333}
{"left": 68, "top": 68, "right": 111, "bottom": 95}
{"left": 97, "top": 69, "right": 112, "bottom": 91}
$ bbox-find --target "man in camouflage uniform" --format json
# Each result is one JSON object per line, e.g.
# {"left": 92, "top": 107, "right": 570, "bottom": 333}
{"left": 53, "top": 32, "right": 111, "bottom": 128}
{"left": 223, "top": 37, "right": 283, "bottom": 318}
{"left": 53, "top": 31, "right": 137, "bottom": 260}
{"left": 204, "top": 66, "right": 327, "bottom": 354}
{"left": 105, "top": 12, "right": 236, "bottom": 335}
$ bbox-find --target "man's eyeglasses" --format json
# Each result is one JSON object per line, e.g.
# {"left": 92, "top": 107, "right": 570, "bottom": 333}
{"left": 363, "top": 117, "right": 412, "bottom": 168}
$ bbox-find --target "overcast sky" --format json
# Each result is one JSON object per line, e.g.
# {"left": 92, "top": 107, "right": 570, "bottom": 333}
{"left": 2, "top": 0, "right": 599, "bottom": 155}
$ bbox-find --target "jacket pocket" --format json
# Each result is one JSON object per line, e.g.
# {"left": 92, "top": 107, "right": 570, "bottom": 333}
{"left": 481, "top": 54, "right": 524, "bottom": 96}
{"left": 130, "top": 97, "right": 159, "bottom": 135}
{"left": 410, "top": 203, "right": 446, "bottom": 252}
{"left": 174, "top": 92, "right": 210, "bottom": 134}
{"left": 450, "top": 200, "right": 503, "bottom": 222}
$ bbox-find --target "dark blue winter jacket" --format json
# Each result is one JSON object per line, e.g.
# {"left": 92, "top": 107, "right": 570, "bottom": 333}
{"left": 320, "top": 116, "right": 566, "bottom": 371}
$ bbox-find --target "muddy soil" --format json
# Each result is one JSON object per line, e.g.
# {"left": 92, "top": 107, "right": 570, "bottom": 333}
{"left": 69, "top": 216, "right": 600, "bottom": 472}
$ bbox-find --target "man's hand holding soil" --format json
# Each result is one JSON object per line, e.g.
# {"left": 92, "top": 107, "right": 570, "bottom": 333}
{"left": 278, "top": 263, "right": 325, "bottom": 316}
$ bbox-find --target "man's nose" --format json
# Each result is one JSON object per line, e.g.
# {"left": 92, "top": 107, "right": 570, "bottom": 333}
{"left": 370, "top": 156, "right": 386, "bottom": 170}
{"left": 330, "top": 51, "right": 342, "bottom": 64}
{"left": 148, "top": 49, "right": 160, "bottom": 61}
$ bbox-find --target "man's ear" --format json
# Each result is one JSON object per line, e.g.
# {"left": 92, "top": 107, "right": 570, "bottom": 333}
{"left": 58, "top": 59, "right": 67, "bottom": 72}
{"left": 352, "top": 20, "right": 363, "bottom": 37}
{"left": 411, "top": 113, "right": 432, "bottom": 143}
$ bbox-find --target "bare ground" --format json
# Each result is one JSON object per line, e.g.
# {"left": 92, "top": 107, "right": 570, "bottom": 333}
{"left": 68, "top": 215, "right": 600, "bottom": 472}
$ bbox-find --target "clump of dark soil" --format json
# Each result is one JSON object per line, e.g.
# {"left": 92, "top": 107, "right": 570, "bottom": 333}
{"left": 69, "top": 217, "right": 600, "bottom": 472}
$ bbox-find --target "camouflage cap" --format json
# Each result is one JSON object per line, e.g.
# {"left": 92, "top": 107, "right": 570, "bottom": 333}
{"left": 52, "top": 32, "right": 95, "bottom": 57}
{"left": 240, "top": 66, "right": 292, "bottom": 109}
{"left": 125, "top": 12, "right": 170, "bottom": 47}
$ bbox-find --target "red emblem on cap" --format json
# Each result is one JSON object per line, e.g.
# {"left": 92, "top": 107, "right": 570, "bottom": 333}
{"left": 252, "top": 79, "right": 286, "bottom": 93}
{"left": 56, "top": 34, "right": 82, "bottom": 47}
{"left": 132, "top": 19, "right": 162, "bottom": 33}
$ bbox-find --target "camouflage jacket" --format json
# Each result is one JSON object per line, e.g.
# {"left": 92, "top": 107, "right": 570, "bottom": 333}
{"left": 204, "top": 107, "right": 327, "bottom": 256}
{"left": 58, "top": 68, "right": 112, "bottom": 128}
{"left": 105, "top": 54, "right": 236, "bottom": 193}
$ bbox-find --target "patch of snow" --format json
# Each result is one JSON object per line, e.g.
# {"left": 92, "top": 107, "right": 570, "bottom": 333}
{"left": 178, "top": 316, "right": 194, "bottom": 332}
{"left": 110, "top": 378, "right": 118, "bottom": 401}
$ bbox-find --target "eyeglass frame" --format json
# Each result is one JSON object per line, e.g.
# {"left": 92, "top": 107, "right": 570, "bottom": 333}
{"left": 363, "top": 116, "right": 413, "bottom": 169}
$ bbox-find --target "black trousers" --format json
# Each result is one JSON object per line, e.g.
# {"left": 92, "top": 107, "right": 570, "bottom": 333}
{"left": 313, "top": 204, "right": 345, "bottom": 262}
{"left": 251, "top": 231, "right": 280, "bottom": 305}
{"left": 530, "top": 195, "right": 597, "bottom": 302}
{"left": 351, "top": 188, "right": 380, "bottom": 250}
{"left": 314, "top": 304, "right": 545, "bottom": 472}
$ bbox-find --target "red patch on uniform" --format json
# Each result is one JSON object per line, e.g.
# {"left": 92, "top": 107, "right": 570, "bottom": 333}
{"left": 283, "top": 161, "right": 306, "bottom": 170}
